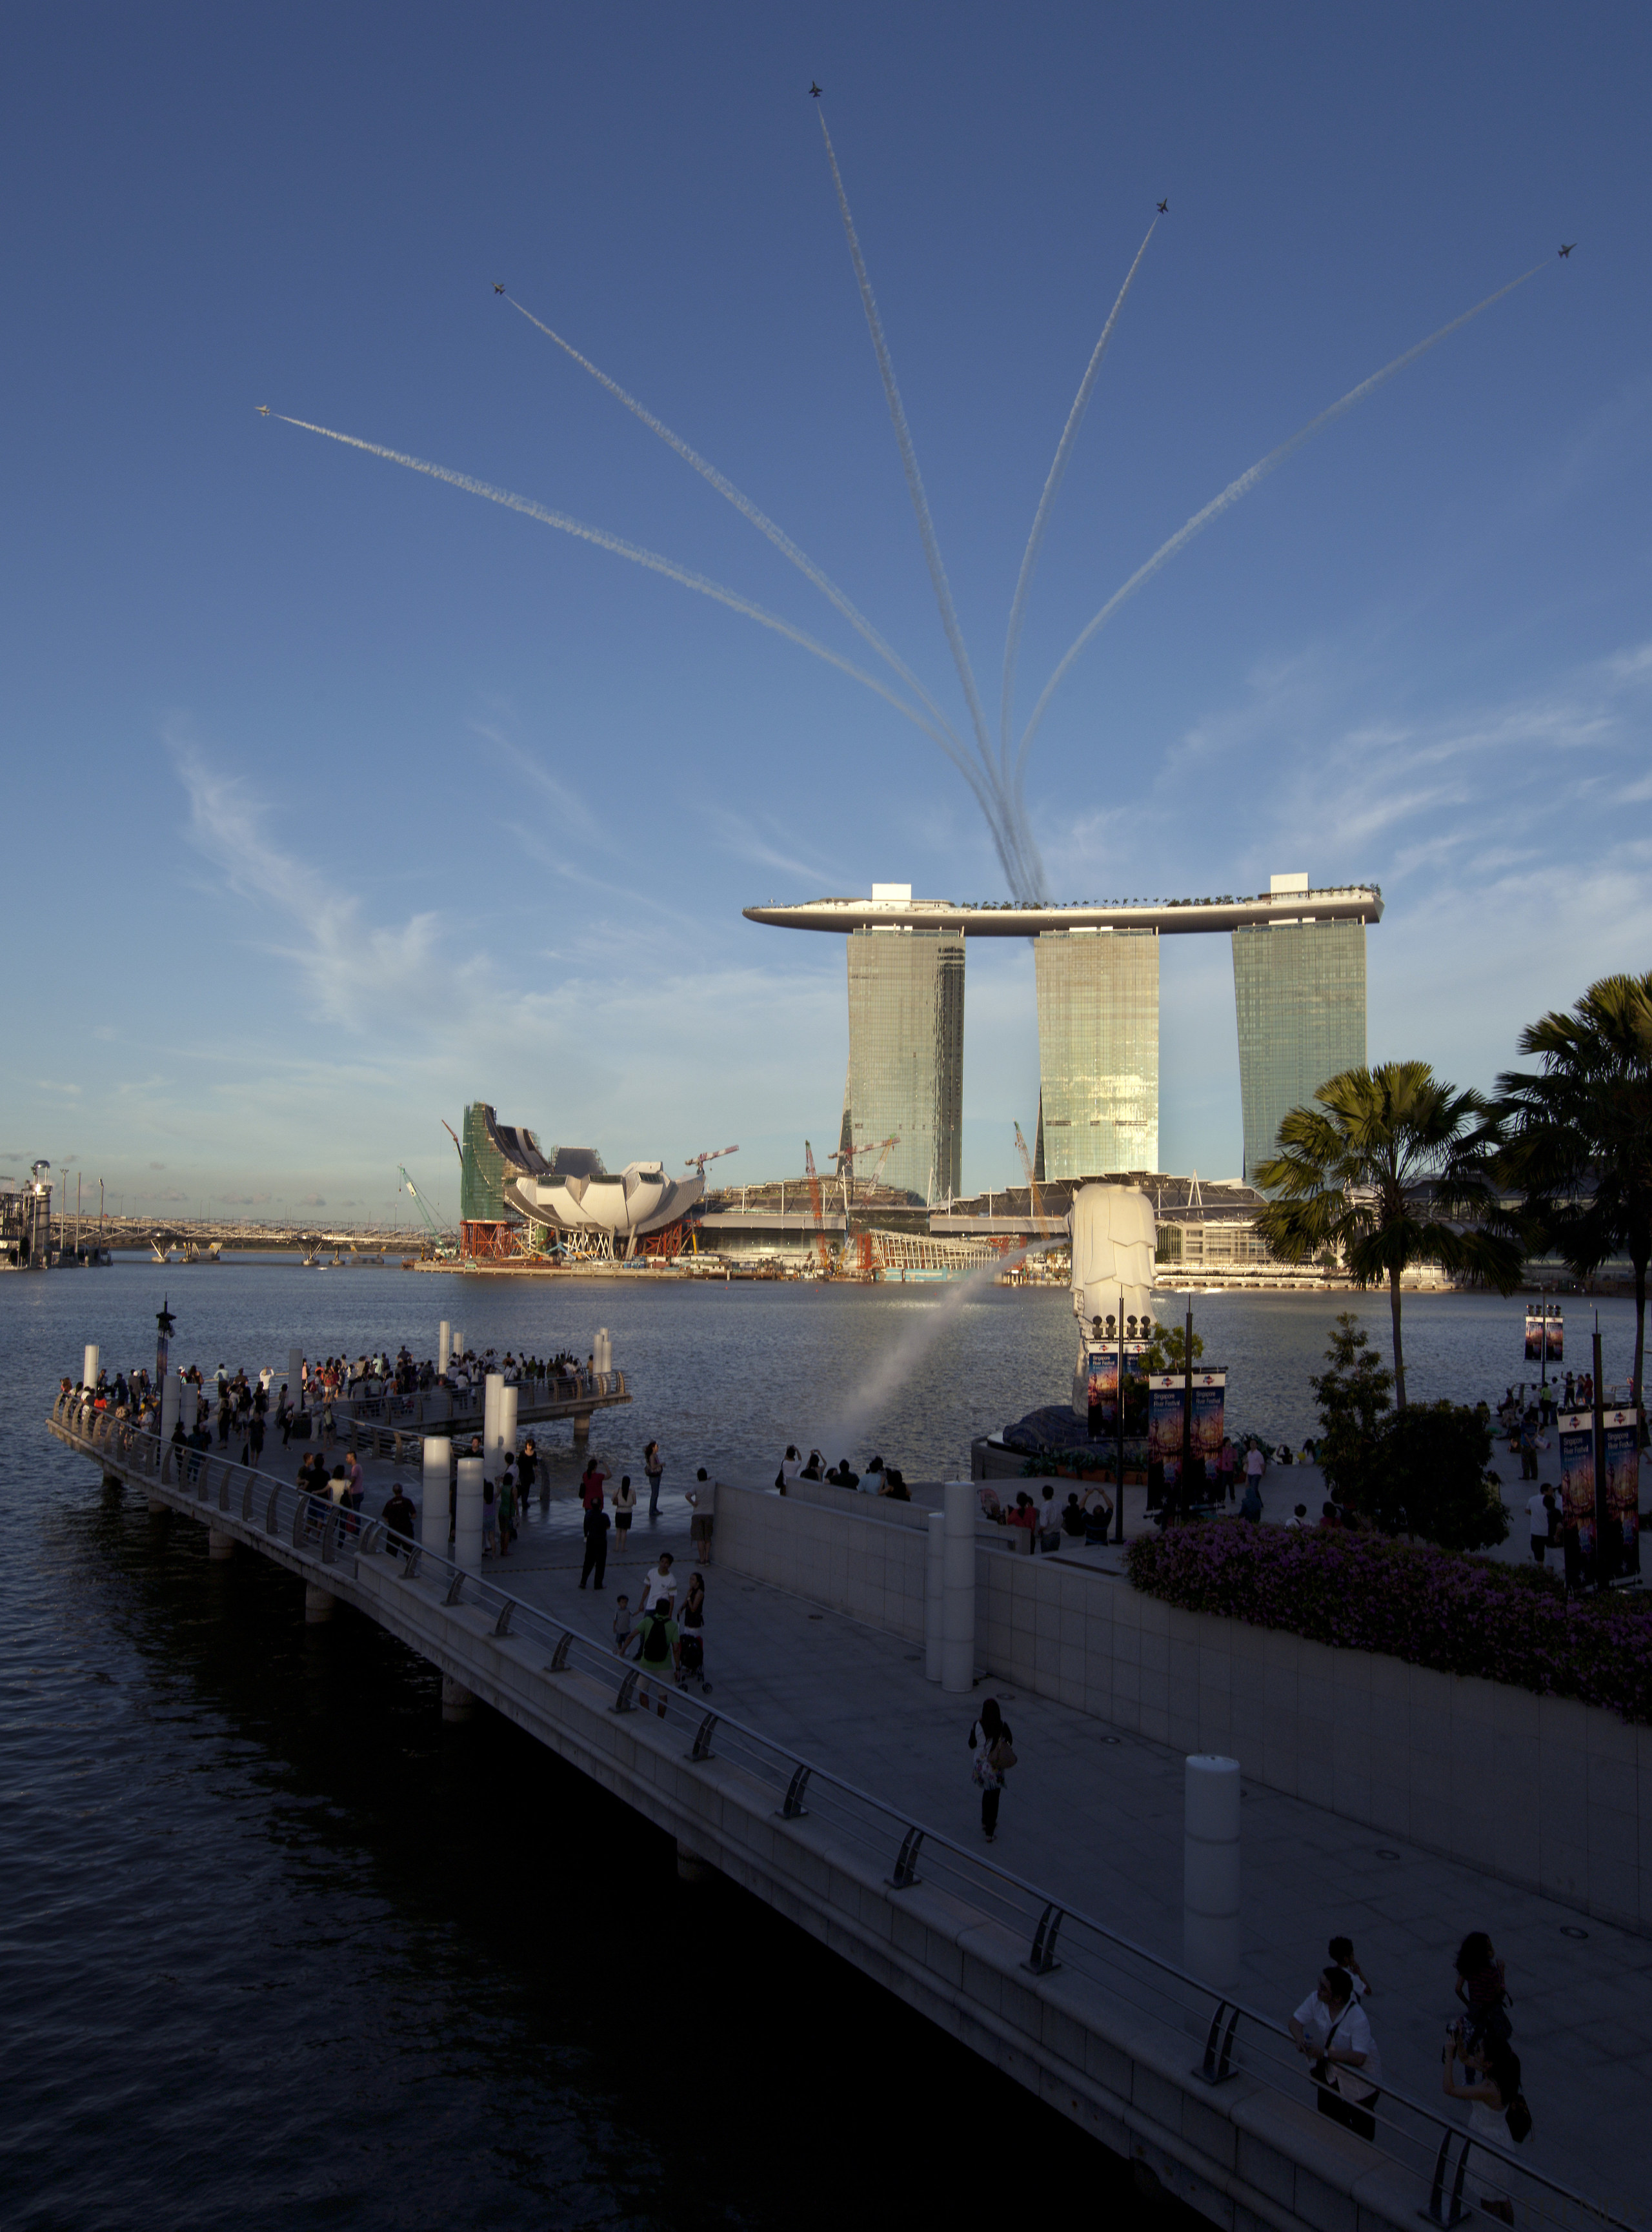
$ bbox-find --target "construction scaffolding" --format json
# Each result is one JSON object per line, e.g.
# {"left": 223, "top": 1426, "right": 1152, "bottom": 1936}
{"left": 860, "top": 1227, "right": 1009, "bottom": 1276}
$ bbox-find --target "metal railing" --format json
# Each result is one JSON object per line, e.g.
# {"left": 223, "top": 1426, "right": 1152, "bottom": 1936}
{"left": 48, "top": 1394, "right": 1641, "bottom": 2232}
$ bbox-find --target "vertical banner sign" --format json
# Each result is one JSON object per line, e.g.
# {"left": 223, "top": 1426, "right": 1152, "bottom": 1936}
{"left": 1602, "top": 1408, "right": 1640, "bottom": 1579}
{"left": 1085, "top": 1344, "right": 1151, "bottom": 1432}
{"left": 1547, "top": 1312, "right": 1564, "bottom": 1363}
{"left": 1147, "top": 1374, "right": 1185, "bottom": 1468}
{"left": 1189, "top": 1373, "right": 1227, "bottom": 1470}
{"left": 1524, "top": 1312, "right": 1544, "bottom": 1363}
{"left": 1556, "top": 1410, "right": 1597, "bottom": 1562}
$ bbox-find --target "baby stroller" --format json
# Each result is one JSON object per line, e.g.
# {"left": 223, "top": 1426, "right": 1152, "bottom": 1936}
{"left": 676, "top": 1625, "right": 712, "bottom": 1694}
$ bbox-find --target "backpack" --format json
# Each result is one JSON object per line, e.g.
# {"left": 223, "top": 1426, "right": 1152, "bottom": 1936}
{"left": 1505, "top": 2093, "right": 1533, "bottom": 2145}
{"left": 641, "top": 1615, "right": 672, "bottom": 1663}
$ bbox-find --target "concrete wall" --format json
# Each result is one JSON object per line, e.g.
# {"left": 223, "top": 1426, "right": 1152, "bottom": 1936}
{"left": 714, "top": 1481, "right": 929, "bottom": 1641}
{"left": 977, "top": 1556, "right": 1652, "bottom": 1935}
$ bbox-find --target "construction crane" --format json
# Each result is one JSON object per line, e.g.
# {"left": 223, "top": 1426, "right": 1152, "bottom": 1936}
{"left": 441, "top": 1119, "right": 463, "bottom": 1168}
{"left": 686, "top": 1144, "right": 740, "bottom": 1177}
{"left": 803, "top": 1140, "right": 831, "bottom": 1270}
{"left": 1013, "top": 1121, "right": 1045, "bottom": 1232}
{"left": 826, "top": 1134, "right": 899, "bottom": 1208}
{"left": 397, "top": 1165, "right": 455, "bottom": 1255}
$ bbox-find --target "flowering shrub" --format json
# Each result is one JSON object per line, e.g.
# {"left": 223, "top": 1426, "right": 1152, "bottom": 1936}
{"left": 1126, "top": 1522, "right": 1652, "bottom": 1724}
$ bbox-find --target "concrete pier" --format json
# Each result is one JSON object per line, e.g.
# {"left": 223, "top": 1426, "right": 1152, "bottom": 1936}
{"left": 304, "top": 1583, "right": 336, "bottom": 1624}
{"left": 208, "top": 1527, "right": 235, "bottom": 1561}
{"left": 46, "top": 1399, "right": 1645, "bottom": 2232}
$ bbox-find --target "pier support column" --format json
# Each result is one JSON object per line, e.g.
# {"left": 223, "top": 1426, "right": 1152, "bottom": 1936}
{"left": 304, "top": 1583, "right": 336, "bottom": 1624}
{"left": 441, "top": 1676, "right": 476, "bottom": 1723}
{"left": 423, "top": 1436, "right": 452, "bottom": 1550}
{"left": 483, "top": 1371, "right": 501, "bottom": 1467}
{"left": 159, "top": 1372, "right": 181, "bottom": 1443}
{"left": 924, "top": 1509, "right": 945, "bottom": 1683}
{"left": 1184, "top": 1754, "right": 1240, "bottom": 1992}
{"left": 438, "top": 1320, "right": 451, "bottom": 1376}
{"left": 288, "top": 1346, "right": 303, "bottom": 1415}
{"left": 454, "top": 1457, "right": 483, "bottom": 1573}
{"left": 941, "top": 1481, "right": 976, "bottom": 1694}
{"left": 498, "top": 1383, "right": 518, "bottom": 1470}
{"left": 571, "top": 1412, "right": 591, "bottom": 1445}
{"left": 675, "top": 1841, "right": 714, "bottom": 1883}
{"left": 208, "top": 1527, "right": 234, "bottom": 1561}
{"left": 146, "top": 1496, "right": 168, "bottom": 1515}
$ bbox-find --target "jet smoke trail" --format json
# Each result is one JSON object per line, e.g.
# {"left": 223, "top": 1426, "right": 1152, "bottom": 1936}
{"left": 273, "top": 412, "right": 1008, "bottom": 827}
{"left": 817, "top": 108, "right": 1046, "bottom": 902}
{"left": 999, "top": 217, "right": 1158, "bottom": 782}
{"left": 1012, "top": 259, "right": 1551, "bottom": 817}
{"left": 505, "top": 294, "right": 963, "bottom": 753}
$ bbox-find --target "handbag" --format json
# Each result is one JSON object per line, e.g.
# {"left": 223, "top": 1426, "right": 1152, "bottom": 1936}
{"left": 1505, "top": 2093, "right": 1533, "bottom": 2145}
{"left": 987, "top": 1736, "right": 1017, "bottom": 1774}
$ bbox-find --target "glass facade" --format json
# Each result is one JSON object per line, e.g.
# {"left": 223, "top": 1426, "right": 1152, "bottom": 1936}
{"left": 460, "top": 1102, "right": 509, "bottom": 1224}
{"left": 1232, "top": 920, "right": 1367, "bottom": 1187}
{"left": 1033, "top": 929, "right": 1160, "bottom": 1179}
{"left": 845, "top": 927, "right": 964, "bottom": 1201}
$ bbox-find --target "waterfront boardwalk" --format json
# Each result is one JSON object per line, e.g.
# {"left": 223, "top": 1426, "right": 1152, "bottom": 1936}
{"left": 51, "top": 1406, "right": 1644, "bottom": 2232}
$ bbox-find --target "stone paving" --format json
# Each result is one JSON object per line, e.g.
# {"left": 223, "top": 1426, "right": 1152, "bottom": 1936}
{"left": 345, "top": 1446, "right": 1650, "bottom": 2226}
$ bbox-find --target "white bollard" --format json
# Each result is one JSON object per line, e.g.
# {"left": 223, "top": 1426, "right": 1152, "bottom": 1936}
{"left": 454, "top": 1456, "right": 483, "bottom": 1573}
{"left": 1184, "top": 1754, "right": 1242, "bottom": 1991}
{"left": 924, "top": 1508, "right": 945, "bottom": 1683}
{"left": 483, "top": 1372, "right": 501, "bottom": 1464}
{"left": 498, "top": 1383, "right": 518, "bottom": 1464}
{"left": 438, "top": 1321, "right": 451, "bottom": 1376}
{"left": 423, "top": 1436, "right": 452, "bottom": 1550}
{"left": 288, "top": 1346, "right": 303, "bottom": 1410}
{"left": 160, "top": 1372, "right": 181, "bottom": 1442}
{"left": 941, "top": 1481, "right": 976, "bottom": 1694}
{"left": 83, "top": 1343, "right": 100, "bottom": 1388}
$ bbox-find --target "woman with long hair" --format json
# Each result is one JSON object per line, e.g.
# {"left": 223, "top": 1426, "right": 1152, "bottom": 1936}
{"left": 1444, "top": 2025, "right": 1526, "bottom": 2223}
{"left": 967, "top": 1698, "right": 1016, "bottom": 1844}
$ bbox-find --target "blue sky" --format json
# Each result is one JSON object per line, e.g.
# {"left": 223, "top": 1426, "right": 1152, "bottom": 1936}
{"left": 3, "top": 3, "right": 1649, "bottom": 1221}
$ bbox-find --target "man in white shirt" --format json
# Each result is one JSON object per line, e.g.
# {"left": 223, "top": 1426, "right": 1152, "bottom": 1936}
{"left": 1289, "top": 1965, "right": 1382, "bottom": 2140}
{"left": 1528, "top": 1487, "right": 1556, "bottom": 1565}
{"left": 640, "top": 1552, "right": 678, "bottom": 1615}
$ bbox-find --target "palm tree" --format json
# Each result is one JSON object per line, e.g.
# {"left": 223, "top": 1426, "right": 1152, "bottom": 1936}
{"left": 1253, "top": 1061, "right": 1522, "bottom": 1407}
{"left": 1493, "top": 972, "right": 1652, "bottom": 1434}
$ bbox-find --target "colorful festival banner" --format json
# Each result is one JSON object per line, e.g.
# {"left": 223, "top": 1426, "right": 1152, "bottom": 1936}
{"left": 1525, "top": 1313, "right": 1544, "bottom": 1363}
{"left": 1084, "top": 1344, "right": 1151, "bottom": 1433}
{"left": 1556, "top": 1411, "right": 1596, "bottom": 1561}
{"left": 1602, "top": 1410, "right": 1640, "bottom": 1578}
{"left": 1525, "top": 1308, "right": 1564, "bottom": 1362}
{"left": 1145, "top": 1372, "right": 1228, "bottom": 1470}
{"left": 1547, "top": 1315, "right": 1564, "bottom": 1361}
{"left": 1189, "top": 1374, "right": 1227, "bottom": 1468}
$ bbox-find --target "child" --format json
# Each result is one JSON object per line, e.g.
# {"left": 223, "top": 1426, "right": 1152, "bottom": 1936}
{"left": 612, "top": 1594, "right": 634, "bottom": 1656}
{"left": 612, "top": 1472, "right": 636, "bottom": 1554}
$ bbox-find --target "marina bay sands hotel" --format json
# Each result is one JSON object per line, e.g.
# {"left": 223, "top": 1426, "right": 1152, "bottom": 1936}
{"left": 744, "top": 875, "right": 1381, "bottom": 1199}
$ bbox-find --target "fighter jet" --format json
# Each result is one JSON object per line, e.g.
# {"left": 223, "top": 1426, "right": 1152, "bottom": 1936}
{"left": 494, "top": 281, "right": 505, "bottom": 292}
{"left": 256, "top": 405, "right": 270, "bottom": 416}
{"left": 1558, "top": 243, "right": 1575, "bottom": 258}
{"left": 811, "top": 81, "right": 821, "bottom": 97}
{"left": 1157, "top": 199, "right": 1169, "bottom": 214}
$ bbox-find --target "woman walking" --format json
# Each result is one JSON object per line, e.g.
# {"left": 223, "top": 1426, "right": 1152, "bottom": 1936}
{"left": 967, "top": 1698, "right": 1016, "bottom": 1843}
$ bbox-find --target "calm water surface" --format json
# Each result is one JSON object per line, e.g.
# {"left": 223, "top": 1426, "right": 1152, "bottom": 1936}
{"left": 4, "top": 1261, "right": 1638, "bottom": 2226}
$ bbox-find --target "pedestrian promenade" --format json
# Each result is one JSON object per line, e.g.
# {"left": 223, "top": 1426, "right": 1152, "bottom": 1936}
{"left": 478, "top": 1485, "right": 1651, "bottom": 2230}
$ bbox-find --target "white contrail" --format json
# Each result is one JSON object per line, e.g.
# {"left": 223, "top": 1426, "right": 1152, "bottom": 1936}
{"left": 503, "top": 294, "right": 964, "bottom": 751}
{"left": 1000, "top": 217, "right": 1157, "bottom": 782}
{"left": 817, "top": 108, "right": 1045, "bottom": 902}
{"left": 1012, "top": 259, "right": 1551, "bottom": 811}
{"left": 274, "top": 412, "right": 1009, "bottom": 826}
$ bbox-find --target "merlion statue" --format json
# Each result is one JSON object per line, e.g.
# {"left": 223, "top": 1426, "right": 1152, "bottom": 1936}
{"left": 1069, "top": 1183, "right": 1157, "bottom": 1419}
